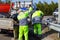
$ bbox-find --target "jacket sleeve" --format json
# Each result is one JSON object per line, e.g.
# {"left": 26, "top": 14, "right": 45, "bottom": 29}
{"left": 17, "top": 14, "right": 20, "bottom": 20}
{"left": 40, "top": 11, "right": 44, "bottom": 16}
{"left": 29, "top": 7, "right": 33, "bottom": 12}
{"left": 17, "top": 12, "right": 23, "bottom": 20}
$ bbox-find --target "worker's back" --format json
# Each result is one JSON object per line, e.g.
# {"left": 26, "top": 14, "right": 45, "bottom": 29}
{"left": 32, "top": 10, "right": 44, "bottom": 24}
{"left": 17, "top": 11, "right": 29, "bottom": 25}
{"left": 32, "top": 10, "right": 44, "bottom": 18}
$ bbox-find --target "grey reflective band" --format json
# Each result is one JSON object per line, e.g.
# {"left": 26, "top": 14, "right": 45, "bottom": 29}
{"left": 32, "top": 16, "right": 42, "bottom": 24}
{"left": 19, "top": 18, "right": 28, "bottom": 26}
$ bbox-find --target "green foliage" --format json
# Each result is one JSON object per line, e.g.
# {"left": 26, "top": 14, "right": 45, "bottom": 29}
{"left": 36, "top": 1, "right": 58, "bottom": 16}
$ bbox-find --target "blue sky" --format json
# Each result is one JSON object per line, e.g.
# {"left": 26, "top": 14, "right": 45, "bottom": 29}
{"left": 12, "top": 0, "right": 58, "bottom": 4}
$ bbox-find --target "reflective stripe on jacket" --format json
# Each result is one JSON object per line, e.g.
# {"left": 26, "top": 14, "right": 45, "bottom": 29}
{"left": 17, "top": 11, "right": 29, "bottom": 26}
{"left": 19, "top": 18, "right": 28, "bottom": 26}
{"left": 32, "top": 16, "right": 42, "bottom": 24}
{"left": 32, "top": 10, "right": 44, "bottom": 24}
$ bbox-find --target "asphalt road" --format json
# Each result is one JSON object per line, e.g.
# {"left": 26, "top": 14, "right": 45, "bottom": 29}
{"left": 0, "top": 30, "right": 13, "bottom": 40}
{"left": 0, "top": 26, "right": 59, "bottom": 40}
{"left": 0, "top": 16, "right": 59, "bottom": 40}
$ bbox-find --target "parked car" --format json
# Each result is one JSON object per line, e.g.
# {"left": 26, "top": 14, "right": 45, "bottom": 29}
{"left": 53, "top": 8, "right": 58, "bottom": 20}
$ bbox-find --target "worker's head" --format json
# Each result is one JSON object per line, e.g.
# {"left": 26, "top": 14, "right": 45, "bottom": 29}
{"left": 29, "top": 4, "right": 32, "bottom": 7}
{"left": 36, "top": 8, "right": 39, "bottom": 10}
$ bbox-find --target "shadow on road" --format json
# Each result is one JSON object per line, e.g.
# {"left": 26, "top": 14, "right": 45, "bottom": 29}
{"left": 0, "top": 25, "right": 58, "bottom": 40}
{"left": 0, "top": 29, "right": 14, "bottom": 37}
{"left": 0, "top": 29, "right": 41, "bottom": 40}
{"left": 41, "top": 29, "right": 58, "bottom": 39}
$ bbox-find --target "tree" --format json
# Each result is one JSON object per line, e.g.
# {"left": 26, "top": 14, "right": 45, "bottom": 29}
{"left": 36, "top": 1, "right": 58, "bottom": 16}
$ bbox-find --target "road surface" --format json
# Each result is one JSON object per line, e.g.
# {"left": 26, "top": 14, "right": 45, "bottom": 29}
{"left": 0, "top": 16, "right": 60, "bottom": 40}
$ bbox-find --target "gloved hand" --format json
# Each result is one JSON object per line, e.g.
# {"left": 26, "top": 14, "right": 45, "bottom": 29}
{"left": 27, "top": 18, "right": 31, "bottom": 22}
